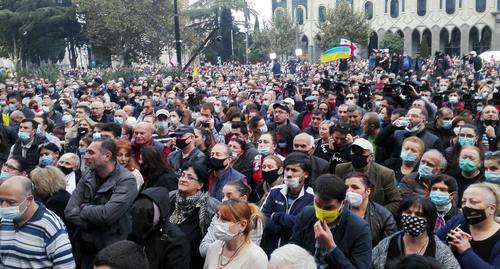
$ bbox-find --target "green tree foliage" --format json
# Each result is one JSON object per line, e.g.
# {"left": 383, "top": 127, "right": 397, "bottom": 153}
{"left": 381, "top": 32, "right": 404, "bottom": 55}
{"left": 267, "top": 11, "right": 297, "bottom": 58}
{"left": 0, "top": 0, "right": 83, "bottom": 67}
{"left": 315, "top": 1, "right": 370, "bottom": 51}
{"left": 75, "top": 0, "right": 175, "bottom": 66}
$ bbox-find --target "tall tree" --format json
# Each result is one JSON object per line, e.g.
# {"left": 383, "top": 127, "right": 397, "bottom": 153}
{"left": 315, "top": 1, "right": 370, "bottom": 51}
{"left": 381, "top": 32, "right": 404, "bottom": 55}
{"left": 268, "top": 11, "right": 297, "bottom": 58}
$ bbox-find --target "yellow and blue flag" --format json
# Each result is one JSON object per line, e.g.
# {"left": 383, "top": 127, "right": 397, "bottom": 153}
{"left": 320, "top": 46, "right": 351, "bottom": 63}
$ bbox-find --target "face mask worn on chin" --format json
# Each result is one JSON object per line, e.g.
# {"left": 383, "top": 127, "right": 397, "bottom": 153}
{"left": 213, "top": 219, "right": 238, "bottom": 242}
{"left": 262, "top": 169, "right": 280, "bottom": 184}
{"left": 346, "top": 191, "right": 364, "bottom": 208}
{"left": 462, "top": 206, "right": 488, "bottom": 225}
{"left": 485, "top": 171, "right": 500, "bottom": 184}
{"left": 351, "top": 153, "right": 369, "bottom": 169}
{"left": 405, "top": 123, "right": 421, "bottom": 133}
{"left": 401, "top": 214, "right": 427, "bottom": 237}
{"left": 0, "top": 198, "right": 28, "bottom": 221}
{"left": 314, "top": 202, "right": 341, "bottom": 224}
{"left": 209, "top": 157, "right": 227, "bottom": 171}
{"left": 285, "top": 177, "right": 300, "bottom": 189}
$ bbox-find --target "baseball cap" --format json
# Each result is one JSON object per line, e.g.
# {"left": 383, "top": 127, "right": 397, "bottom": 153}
{"left": 305, "top": 96, "right": 318, "bottom": 102}
{"left": 272, "top": 101, "right": 291, "bottom": 113}
{"left": 155, "top": 109, "right": 169, "bottom": 117}
{"left": 283, "top": 97, "right": 295, "bottom": 106}
{"left": 170, "top": 125, "right": 195, "bottom": 137}
{"left": 350, "top": 138, "right": 374, "bottom": 154}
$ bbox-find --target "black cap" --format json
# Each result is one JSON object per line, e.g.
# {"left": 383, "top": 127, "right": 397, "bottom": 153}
{"left": 169, "top": 125, "right": 195, "bottom": 137}
{"left": 272, "top": 101, "right": 290, "bottom": 113}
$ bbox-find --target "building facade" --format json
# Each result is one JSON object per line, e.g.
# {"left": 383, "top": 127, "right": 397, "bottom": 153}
{"left": 271, "top": 0, "right": 500, "bottom": 60}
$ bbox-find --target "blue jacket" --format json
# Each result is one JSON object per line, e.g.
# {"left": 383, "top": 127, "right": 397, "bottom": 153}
{"left": 260, "top": 184, "right": 314, "bottom": 255}
{"left": 437, "top": 214, "right": 500, "bottom": 269}
{"left": 208, "top": 168, "right": 246, "bottom": 201}
{"left": 289, "top": 206, "right": 372, "bottom": 269}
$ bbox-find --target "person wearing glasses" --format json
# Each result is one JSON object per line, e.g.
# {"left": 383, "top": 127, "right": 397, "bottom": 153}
{"left": 0, "top": 156, "right": 29, "bottom": 183}
{"left": 169, "top": 161, "right": 220, "bottom": 269}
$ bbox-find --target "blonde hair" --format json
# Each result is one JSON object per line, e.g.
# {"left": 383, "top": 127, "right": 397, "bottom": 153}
{"left": 402, "top": 136, "right": 425, "bottom": 155}
{"left": 467, "top": 182, "right": 500, "bottom": 222}
{"left": 30, "top": 166, "right": 67, "bottom": 197}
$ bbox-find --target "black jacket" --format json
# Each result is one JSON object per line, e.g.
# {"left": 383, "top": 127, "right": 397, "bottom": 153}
{"left": 233, "top": 142, "right": 258, "bottom": 182}
{"left": 11, "top": 133, "right": 48, "bottom": 172}
{"left": 289, "top": 206, "right": 372, "bottom": 269}
{"left": 129, "top": 187, "right": 190, "bottom": 269}
{"left": 308, "top": 155, "right": 329, "bottom": 188}
{"left": 360, "top": 200, "right": 398, "bottom": 246}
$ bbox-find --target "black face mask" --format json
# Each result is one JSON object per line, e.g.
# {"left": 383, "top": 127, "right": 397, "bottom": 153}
{"left": 262, "top": 169, "right": 280, "bottom": 184}
{"left": 351, "top": 153, "right": 369, "bottom": 169}
{"left": 118, "top": 101, "right": 127, "bottom": 108}
{"left": 483, "top": 119, "right": 496, "bottom": 126}
{"left": 208, "top": 157, "right": 227, "bottom": 171}
{"left": 306, "top": 103, "right": 315, "bottom": 111}
{"left": 78, "top": 127, "right": 89, "bottom": 137}
{"left": 462, "top": 206, "right": 487, "bottom": 225}
{"left": 176, "top": 137, "right": 190, "bottom": 149}
{"left": 58, "top": 166, "right": 73, "bottom": 175}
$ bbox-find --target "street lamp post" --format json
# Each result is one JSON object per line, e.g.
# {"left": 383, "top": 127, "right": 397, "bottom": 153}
{"left": 173, "top": 0, "right": 182, "bottom": 68}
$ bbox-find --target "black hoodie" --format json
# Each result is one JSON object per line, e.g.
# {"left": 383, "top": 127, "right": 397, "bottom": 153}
{"left": 128, "top": 187, "right": 190, "bottom": 269}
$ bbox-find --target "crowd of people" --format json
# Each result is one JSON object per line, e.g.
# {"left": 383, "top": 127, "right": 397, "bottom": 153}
{"left": 0, "top": 49, "right": 499, "bottom": 269}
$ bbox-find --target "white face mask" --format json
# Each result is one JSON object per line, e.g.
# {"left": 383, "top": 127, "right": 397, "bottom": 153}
{"left": 259, "top": 125, "right": 268, "bottom": 133}
{"left": 170, "top": 117, "right": 179, "bottom": 125}
{"left": 285, "top": 176, "right": 301, "bottom": 189}
{"left": 213, "top": 219, "right": 238, "bottom": 242}
{"left": 346, "top": 191, "right": 364, "bottom": 208}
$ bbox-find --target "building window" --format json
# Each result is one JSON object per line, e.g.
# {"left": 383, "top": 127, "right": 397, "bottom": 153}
{"left": 417, "top": 0, "right": 426, "bottom": 16}
{"left": 402, "top": 0, "right": 405, "bottom": 11}
{"left": 385, "top": 0, "right": 388, "bottom": 13}
{"left": 440, "top": 0, "right": 443, "bottom": 9}
{"left": 296, "top": 7, "right": 304, "bottom": 25}
{"left": 459, "top": 0, "right": 463, "bottom": 8}
{"left": 319, "top": 6, "right": 326, "bottom": 22}
{"left": 390, "top": 0, "right": 399, "bottom": 18}
{"left": 365, "top": 1, "right": 374, "bottom": 19}
{"left": 446, "top": 0, "right": 456, "bottom": 14}
{"left": 476, "top": 0, "right": 486, "bottom": 12}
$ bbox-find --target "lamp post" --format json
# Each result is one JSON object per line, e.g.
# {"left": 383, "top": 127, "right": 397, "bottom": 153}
{"left": 173, "top": 0, "right": 182, "bottom": 68}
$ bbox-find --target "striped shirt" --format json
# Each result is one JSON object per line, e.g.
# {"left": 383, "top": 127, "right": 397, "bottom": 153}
{"left": 0, "top": 204, "right": 75, "bottom": 269}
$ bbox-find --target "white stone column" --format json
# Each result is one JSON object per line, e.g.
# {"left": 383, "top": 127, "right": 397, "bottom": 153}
{"left": 460, "top": 24, "right": 470, "bottom": 55}
{"left": 404, "top": 28, "right": 413, "bottom": 54}
{"left": 431, "top": 26, "right": 441, "bottom": 55}
{"left": 492, "top": 13, "right": 500, "bottom": 51}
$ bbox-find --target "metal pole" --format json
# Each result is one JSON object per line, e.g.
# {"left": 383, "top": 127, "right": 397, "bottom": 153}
{"left": 244, "top": 0, "right": 249, "bottom": 64}
{"left": 173, "top": 0, "right": 182, "bottom": 68}
{"left": 245, "top": 31, "right": 249, "bottom": 64}
{"left": 182, "top": 28, "right": 219, "bottom": 72}
{"left": 231, "top": 28, "right": 234, "bottom": 59}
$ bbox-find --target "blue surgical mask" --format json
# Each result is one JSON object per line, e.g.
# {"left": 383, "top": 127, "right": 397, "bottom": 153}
{"left": 418, "top": 163, "right": 434, "bottom": 178}
{"left": 257, "top": 146, "right": 271, "bottom": 156}
{"left": 9, "top": 104, "right": 16, "bottom": 111}
{"left": 374, "top": 101, "right": 381, "bottom": 108}
{"left": 429, "top": 190, "right": 450, "bottom": 206}
{"left": 458, "top": 136, "right": 474, "bottom": 146}
{"left": 39, "top": 155, "right": 55, "bottom": 167}
{"left": 92, "top": 132, "right": 101, "bottom": 139}
{"left": 400, "top": 151, "right": 418, "bottom": 164}
{"left": 441, "top": 120, "right": 452, "bottom": 130}
{"left": 0, "top": 171, "right": 13, "bottom": 182}
{"left": 78, "top": 148, "right": 86, "bottom": 155}
{"left": 114, "top": 117, "right": 124, "bottom": 125}
{"left": 62, "top": 115, "right": 72, "bottom": 123}
{"left": 0, "top": 198, "right": 28, "bottom": 220}
{"left": 158, "top": 121, "right": 169, "bottom": 130}
{"left": 18, "top": 131, "right": 31, "bottom": 141}
{"left": 485, "top": 171, "right": 500, "bottom": 184}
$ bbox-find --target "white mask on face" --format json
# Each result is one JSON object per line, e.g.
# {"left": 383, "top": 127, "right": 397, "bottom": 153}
{"left": 285, "top": 176, "right": 301, "bottom": 189}
{"left": 212, "top": 219, "right": 238, "bottom": 242}
{"left": 346, "top": 191, "right": 364, "bottom": 208}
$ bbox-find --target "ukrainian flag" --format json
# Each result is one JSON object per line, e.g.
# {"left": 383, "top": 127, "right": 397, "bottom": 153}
{"left": 320, "top": 46, "right": 351, "bottom": 63}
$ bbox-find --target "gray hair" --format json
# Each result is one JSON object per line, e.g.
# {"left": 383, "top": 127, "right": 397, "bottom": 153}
{"left": 425, "top": 149, "right": 447, "bottom": 171}
{"left": 59, "top": 153, "right": 80, "bottom": 169}
{"left": 294, "top": 133, "right": 315, "bottom": 147}
{"left": 269, "top": 244, "right": 316, "bottom": 269}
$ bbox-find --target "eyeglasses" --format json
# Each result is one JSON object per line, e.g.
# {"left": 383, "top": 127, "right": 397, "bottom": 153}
{"left": 179, "top": 172, "right": 198, "bottom": 182}
{"left": 458, "top": 133, "right": 475, "bottom": 139}
{"left": 2, "top": 162, "right": 20, "bottom": 172}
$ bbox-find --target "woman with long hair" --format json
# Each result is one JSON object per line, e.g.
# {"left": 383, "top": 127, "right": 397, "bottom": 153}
{"left": 139, "top": 146, "right": 177, "bottom": 191}
{"left": 203, "top": 199, "right": 268, "bottom": 269}
{"left": 115, "top": 139, "right": 144, "bottom": 190}
{"left": 195, "top": 127, "right": 216, "bottom": 157}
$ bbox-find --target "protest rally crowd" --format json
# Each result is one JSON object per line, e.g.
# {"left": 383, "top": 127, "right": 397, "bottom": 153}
{"left": 0, "top": 49, "right": 499, "bottom": 269}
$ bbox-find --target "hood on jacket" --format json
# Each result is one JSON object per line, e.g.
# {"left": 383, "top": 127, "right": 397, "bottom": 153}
{"left": 128, "top": 187, "right": 170, "bottom": 243}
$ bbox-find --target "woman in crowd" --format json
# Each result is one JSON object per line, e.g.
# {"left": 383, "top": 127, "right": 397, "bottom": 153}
{"left": 31, "top": 165, "right": 70, "bottom": 221}
{"left": 385, "top": 137, "right": 425, "bottom": 182}
{"left": 247, "top": 115, "right": 265, "bottom": 146}
{"left": 139, "top": 146, "right": 177, "bottom": 191}
{"left": 200, "top": 180, "right": 264, "bottom": 257}
{"left": 38, "top": 142, "right": 61, "bottom": 167}
{"left": 484, "top": 150, "right": 500, "bottom": 184}
{"left": 57, "top": 153, "right": 81, "bottom": 194}
{"left": 275, "top": 125, "right": 294, "bottom": 157}
{"left": 115, "top": 139, "right": 144, "bottom": 190}
{"left": 372, "top": 195, "right": 460, "bottom": 269}
{"left": 446, "top": 145, "right": 484, "bottom": 205}
{"left": 77, "top": 136, "right": 92, "bottom": 173}
{"left": 229, "top": 137, "right": 252, "bottom": 180}
{"left": 251, "top": 132, "right": 284, "bottom": 188}
{"left": 195, "top": 127, "right": 216, "bottom": 157}
{"left": 169, "top": 162, "right": 220, "bottom": 269}
{"left": 250, "top": 155, "right": 284, "bottom": 206}
{"left": 445, "top": 124, "right": 485, "bottom": 170}
{"left": 344, "top": 171, "right": 398, "bottom": 246}
{"left": 66, "top": 116, "right": 95, "bottom": 154}
{"left": 313, "top": 120, "right": 335, "bottom": 161}
{"left": 203, "top": 198, "right": 268, "bottom": 269}
{"left": 437, "top": 183, "right": 500, "bottom": 269}
{"left": 168, "top": 109, "right": 184, "bottom": 131}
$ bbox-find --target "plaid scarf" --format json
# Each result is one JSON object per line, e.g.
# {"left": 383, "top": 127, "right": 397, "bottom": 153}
{"left": 169, "top": 191, "right": 210, "bottom": 231}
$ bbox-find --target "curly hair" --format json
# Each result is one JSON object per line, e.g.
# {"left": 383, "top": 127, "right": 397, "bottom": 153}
{"left": 30, "top": 166, "right": 66, "bottom": 197}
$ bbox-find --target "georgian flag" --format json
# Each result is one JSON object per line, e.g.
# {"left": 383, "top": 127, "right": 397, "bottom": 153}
{"left": 339, "top": 38, "right": 358, "bottom": 57}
